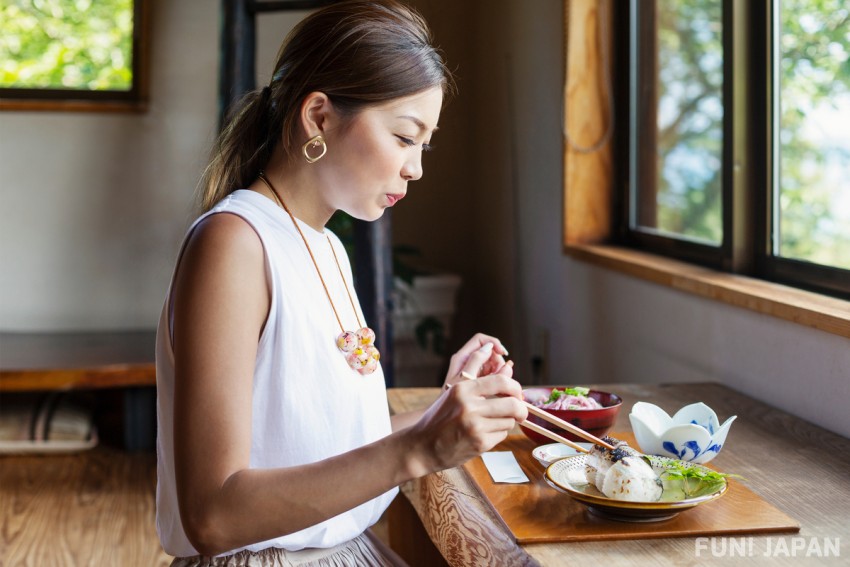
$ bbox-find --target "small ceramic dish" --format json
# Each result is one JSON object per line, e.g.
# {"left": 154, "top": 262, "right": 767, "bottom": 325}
{"left": 544, "top": 454, "right": 728, "bottom": 522}
{"left": 532, "top": 442, "right": 593, "bottom": 468}
{"left": 629, "top": 402, "right": 736, "bottom": 464}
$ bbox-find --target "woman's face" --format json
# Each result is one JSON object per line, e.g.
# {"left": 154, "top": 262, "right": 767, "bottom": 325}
{"left": 319, "top": 86, "right": 443, "bottom": 221}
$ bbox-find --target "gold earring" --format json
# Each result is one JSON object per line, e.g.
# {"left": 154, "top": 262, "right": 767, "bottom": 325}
{"left": 302, "top": 135, "right": 327, "bottom": 163}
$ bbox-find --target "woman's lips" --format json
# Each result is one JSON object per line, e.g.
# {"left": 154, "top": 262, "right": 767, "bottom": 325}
{"left": 386, "top": 193, "right": 405, "bottom": 206}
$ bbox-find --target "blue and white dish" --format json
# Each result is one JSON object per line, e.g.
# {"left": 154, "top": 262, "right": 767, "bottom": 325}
{"left": 629, "top": 402, "right": 736, "bottom": 464}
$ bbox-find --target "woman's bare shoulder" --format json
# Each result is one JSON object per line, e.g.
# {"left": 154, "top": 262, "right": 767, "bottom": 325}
{"left": 191, "top": 211, "right": 262, "bottom": 251}
{"left": 173, "top": 211, "right": 267, "bottom": 310}
{"left": 181, "top": 212, "right": 265, "bottom": 272}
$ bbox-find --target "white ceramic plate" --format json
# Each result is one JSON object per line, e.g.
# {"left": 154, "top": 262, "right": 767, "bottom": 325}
{"left": 532, "top": 442, "right": 593, "bottom": 468}
{"left": 544, "top": 454, "right": 728, "bottom": 522}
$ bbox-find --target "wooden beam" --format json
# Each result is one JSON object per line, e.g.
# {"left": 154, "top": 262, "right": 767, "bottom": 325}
{"left": 563, "top": 0, "right": 615, "bottom": 246}
{"left": 219, "top": 0, "right": 257, "bottom": 127}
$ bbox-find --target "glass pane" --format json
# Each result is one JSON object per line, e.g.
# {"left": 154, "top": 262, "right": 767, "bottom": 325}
{"left": 632, "top": 0, "right": 724, "bottom": 244}
{"left": 0, "top": 0, "right": 135, "bottom": 91}
{"left": 776, "top": 1, "right": 850, "bottom": 269}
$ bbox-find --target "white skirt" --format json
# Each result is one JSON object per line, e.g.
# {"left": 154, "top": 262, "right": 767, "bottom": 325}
{"left": 171, "top": 530, "right": 407, "bottom": 567}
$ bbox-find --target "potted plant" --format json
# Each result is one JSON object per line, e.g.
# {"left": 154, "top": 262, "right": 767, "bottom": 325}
{"left": 392, "top": 246, "right": 462, "bottom": 387}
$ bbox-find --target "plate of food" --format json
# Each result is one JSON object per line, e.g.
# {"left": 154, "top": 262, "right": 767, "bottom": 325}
{"left": 544, "top": 437, "right": 733, "bottom": 522}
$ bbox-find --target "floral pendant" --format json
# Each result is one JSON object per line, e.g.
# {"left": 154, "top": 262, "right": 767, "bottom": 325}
{"left": 336, "top": 327, "right": 380, "bottom": 375}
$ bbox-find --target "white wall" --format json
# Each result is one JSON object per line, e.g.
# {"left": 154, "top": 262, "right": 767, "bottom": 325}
{"left": 0, "top": 2, "right": 306, "bottom": 332}
{"left": 0, "top": 0, "right": 219, "bottom": 331}
{"left": 1, "top": 0, "right": 847, "bottom": 438}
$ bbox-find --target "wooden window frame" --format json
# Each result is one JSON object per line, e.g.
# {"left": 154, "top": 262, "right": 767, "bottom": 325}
{"left": 563, "top": 0, "right": 850, "bottom": 339}
{"left": 0, "top": 0, "right": 150, "bottom": 113}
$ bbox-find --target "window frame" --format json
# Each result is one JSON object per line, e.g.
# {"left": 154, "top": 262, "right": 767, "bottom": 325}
{"left": 0, "top": 0, "right": 150, "bottom": 113}
{"left": 562, "top": 0, "right": 850, "bottom": 338}
{"left": 616, "top": 0, "right": 850, "bottom": 299}
{"left": 755, "top": 1, "right": 850, "bottom": 297}
{"left": 622, "top": 0, "right": 734, "bottom": 271}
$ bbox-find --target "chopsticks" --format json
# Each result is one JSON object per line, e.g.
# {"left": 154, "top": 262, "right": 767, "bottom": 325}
{"left": 523, "top": 401, "right": 616, "bottom": 451}
{"left": 457, "top": 369, "right": 616, "bottom": 452}
{"left": 518, "top": 416, "right": 591, "bottom": 453}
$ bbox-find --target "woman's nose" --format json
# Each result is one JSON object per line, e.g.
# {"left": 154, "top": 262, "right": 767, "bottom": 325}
{"left": 401, "top": 155, "right": 423, "bottom": 181}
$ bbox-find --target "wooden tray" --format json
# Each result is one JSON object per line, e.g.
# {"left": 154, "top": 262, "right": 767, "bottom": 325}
{"left": 462, "top": 433, "right": 800, "bottom": 544}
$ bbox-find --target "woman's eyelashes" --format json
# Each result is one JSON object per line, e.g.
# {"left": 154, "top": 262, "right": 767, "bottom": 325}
{"left": 396, "top": 135, "right": 434, "bottom": 152}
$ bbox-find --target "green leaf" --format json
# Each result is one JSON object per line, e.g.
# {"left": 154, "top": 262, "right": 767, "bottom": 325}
{"left": 414, "top": 316, "right": 446, "bottom": 355}
{"left": 546, "top": 386, "right": 590, "bottom": 403}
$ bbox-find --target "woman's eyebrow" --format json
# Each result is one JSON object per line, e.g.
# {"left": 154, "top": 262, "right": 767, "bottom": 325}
{"left": 398, "top": 115, "right": 439, "bottom": 133}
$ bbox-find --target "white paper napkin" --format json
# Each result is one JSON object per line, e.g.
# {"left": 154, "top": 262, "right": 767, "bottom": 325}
{"left": 481, "top": 451, "right": 530, "bottom": 484}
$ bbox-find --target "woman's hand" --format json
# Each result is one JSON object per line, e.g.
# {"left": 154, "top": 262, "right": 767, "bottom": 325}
{"left": 442, "top": 333, "right": 510, "bottom": 390}
{"left": 403, "top": 342, "right": 528, "bottom": 478}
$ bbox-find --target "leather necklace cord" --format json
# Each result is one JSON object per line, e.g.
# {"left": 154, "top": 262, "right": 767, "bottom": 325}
{"left": 257, "top": 172, "right": 380, "bottom": 375}
{"left": 257, "top": 172, "right": 362, "bottom": 333}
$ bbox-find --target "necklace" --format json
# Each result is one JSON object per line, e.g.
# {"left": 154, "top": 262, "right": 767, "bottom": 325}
{"left": 258, "top": 173, "right": 380, "bottom": 375}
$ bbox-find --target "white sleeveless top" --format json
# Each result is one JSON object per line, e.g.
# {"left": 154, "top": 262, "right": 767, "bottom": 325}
{"left": 155, "top": 190, "right": 398, "bottom": 558}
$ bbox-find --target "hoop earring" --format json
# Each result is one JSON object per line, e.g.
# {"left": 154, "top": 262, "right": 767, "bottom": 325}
{"left": 302, "top": 135, "right": 327, "bottom": 163}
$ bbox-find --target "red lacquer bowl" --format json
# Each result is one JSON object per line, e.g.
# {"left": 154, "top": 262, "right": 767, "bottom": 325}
{"left": 520, "top": 387, "right": 623, "bottom": 444}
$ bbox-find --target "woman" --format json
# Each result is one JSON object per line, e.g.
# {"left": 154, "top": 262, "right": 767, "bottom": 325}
{"left": 156, "top": 1, "right": 527, "bottom": 564}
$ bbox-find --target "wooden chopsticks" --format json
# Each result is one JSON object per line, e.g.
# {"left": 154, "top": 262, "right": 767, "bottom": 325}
{"left": 519, "top": 418, "right": 591, "bottom": 453}
{"left": 457, "top": 370, "right": 616, "bottom": 452}
{"left": 523, "top": 402, "right": 616, "bottom": 451}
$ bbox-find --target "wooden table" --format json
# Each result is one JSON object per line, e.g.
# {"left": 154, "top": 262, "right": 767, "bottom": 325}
{"left": 386, "top": 383, "right": 850, "bottom": 566}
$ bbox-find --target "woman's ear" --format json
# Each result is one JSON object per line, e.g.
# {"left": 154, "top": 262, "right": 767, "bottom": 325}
{"left": 299, "top": 91, "right": 335, "bottom": 139}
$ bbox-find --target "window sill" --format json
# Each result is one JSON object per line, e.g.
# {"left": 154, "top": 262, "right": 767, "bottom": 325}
{"left": 0, "top": 99, "right": 148, "bottom": 113}
{"left": 564, "top": 243, "right": 850, "bottom": 339}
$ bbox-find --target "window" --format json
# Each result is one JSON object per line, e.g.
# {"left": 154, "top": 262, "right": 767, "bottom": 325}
{"left": 620, "top": 0, "right": 850, "bottom": 298}
{"left": 0, "top": 0, "right": 149, "bottom": 112}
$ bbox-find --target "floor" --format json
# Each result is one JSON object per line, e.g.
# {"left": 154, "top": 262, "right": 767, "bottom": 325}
{"left": 1, "top": 447, "right": 171, "bottom": 565}
{"left": 0, "top": 446, "right": 396, "bottom": 565}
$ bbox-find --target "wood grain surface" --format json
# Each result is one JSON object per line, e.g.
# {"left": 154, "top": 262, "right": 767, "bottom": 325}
{"left": 563, "top": 0, "right": 613, "bottom": 246}
{"left": 563, "top": 244, "right": 850, "bottom": 339}
{"left": 463, "top": 433, "right": 798, "bottom": 544}
{"left": 388, "top": 383, "right": 850, "bottom": 566}
{"left": 0, "top": 447, "right": 172, "bottom": 565}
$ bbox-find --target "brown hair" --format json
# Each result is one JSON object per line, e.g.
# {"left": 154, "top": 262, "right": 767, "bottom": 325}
{"left": 198, "top": 0, "right": 454, "bottom": 211}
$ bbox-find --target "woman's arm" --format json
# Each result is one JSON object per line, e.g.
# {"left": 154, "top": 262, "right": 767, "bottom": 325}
{"left": 170, "top": 214, "right": 526, "bottom": 556}
{"left": 390, "top": 409, "right": 425, "bottom": 431}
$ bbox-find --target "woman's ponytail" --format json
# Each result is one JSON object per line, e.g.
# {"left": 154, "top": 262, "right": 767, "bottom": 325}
{"left": 197, "top": 86, "right": 280, "bottom": 212}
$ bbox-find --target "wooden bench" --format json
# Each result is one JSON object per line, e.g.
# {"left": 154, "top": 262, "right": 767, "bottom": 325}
{"left": 0, "top": 330, "right": 156, "bottom": 391}
{"left": 0, "top": 330, "right": 157, "bottom": 450}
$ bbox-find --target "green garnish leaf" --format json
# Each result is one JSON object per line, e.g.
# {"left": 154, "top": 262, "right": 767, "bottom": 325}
{"left": 657, "top": 460, "right": 745, "bottom": 498}
{"left": 546, "top": 386, "right": 590, "bottom": 403}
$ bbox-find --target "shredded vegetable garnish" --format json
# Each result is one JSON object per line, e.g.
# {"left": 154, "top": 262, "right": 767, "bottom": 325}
{"left": 547, "top": 386, "right": 590, "bottom": 403}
